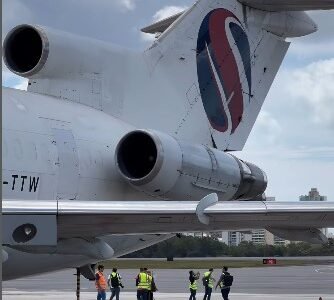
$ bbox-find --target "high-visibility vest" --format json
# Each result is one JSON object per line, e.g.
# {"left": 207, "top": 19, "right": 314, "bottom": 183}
{"left": 137, "top": 272, "right": 151, "bottom": 290}
{"left": 147, "top": 276, "right": 152, "bottom": 291}
{"left": 189, "top": 279, "right": 198, "bottom": 290}
{"left": 95, "top": 271, "right": 107, "bottom": 290}
{"left": 109, "top": 272, "right": 120, "bottom": 286}
{"left": 204, "top": 271, "right": 214, "bottom": 288}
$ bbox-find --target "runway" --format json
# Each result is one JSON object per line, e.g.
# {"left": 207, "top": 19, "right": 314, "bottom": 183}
{"left": 3, "top": 265, "right": 334, "bottom": 299}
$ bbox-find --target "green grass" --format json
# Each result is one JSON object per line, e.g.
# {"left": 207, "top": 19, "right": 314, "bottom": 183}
{"left": 100, "top": 259, "right": 323, "bottom": 269}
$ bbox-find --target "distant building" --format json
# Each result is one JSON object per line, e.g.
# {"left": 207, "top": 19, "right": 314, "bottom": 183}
{"left": 300, "top": 188, "right": 328, "bottom": 237}
{"left": 299, "top": 188, "right": 327, "bottom": 202}
{"left": 299, "top": 188, "right": 328, "bottom": 236}
{"left": 219, "top": 197, "right": 290, "bottom": 246}
{"left": 251, "top": 229, "right": 266, "bottom": 244}
{"left": 273, "top": 235, "right": 289, "bottom": 245}
{"left": 220, "top": 231, "right": 252, "bottom": 246}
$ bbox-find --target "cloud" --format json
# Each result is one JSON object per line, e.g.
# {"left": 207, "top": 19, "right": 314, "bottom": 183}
{"left": 2, "top": 70, "right": 28, "bottom": 90}
{"left": 289, "top": 40, "right": 334, "bottom": 60}
{"left": 114, "top": 0, "right": 136, "bottom": 11}
{"left": 152, "top": 5, "right": 187, "bottom": 22}
{"left": 240, "top": 58, "right": 334, "bottom": 201}
{"left": 288, "top": 11, "right": 334, "bottom": 60}
{"left": 285, "top": 58, "right": 334, "bottom": 129}
{"left": 13, "top": 78, "right": 28, "bottom": 91}
{"left": 140, "top": 31, "right": 156, "bottom": 43}
{"left": 250, "top": 110, "right": 282, "bottom": 146}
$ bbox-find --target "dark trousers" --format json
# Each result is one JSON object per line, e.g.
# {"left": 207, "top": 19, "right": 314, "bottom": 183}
{"left": 97, "top": 290, "right": 106, "bottom": 300}
{"left": 221, "top": 287, "right": 230, "bottom": 300}
{"left": 203, "top": 286, "right": 212, "bottom": 300}
{"left": 189, "top": 288, "right": 196, "bottom": 300}
{"left": 137, "top": 289, "right": 148, "bottom": 300}
{"left": 110, "top": 287, "right": 120, "bottom": 300}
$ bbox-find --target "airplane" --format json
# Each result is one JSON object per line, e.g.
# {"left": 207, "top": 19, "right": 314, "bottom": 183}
{"left": 2, "top": 0, "right": 334, "bottom": 281}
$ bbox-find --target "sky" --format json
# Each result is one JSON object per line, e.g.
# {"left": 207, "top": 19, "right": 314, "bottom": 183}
{"left": 2, "top": 0, "right": 334, "bottom": 203}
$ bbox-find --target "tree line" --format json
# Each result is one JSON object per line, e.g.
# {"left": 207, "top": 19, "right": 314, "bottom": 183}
{"left": 123, "top": 236, "right": 334, "bottom": 258}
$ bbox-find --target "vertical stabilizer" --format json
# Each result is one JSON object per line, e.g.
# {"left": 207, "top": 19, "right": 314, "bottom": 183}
{"left": 143, "top": 0, "right": 316, "bottom": 150}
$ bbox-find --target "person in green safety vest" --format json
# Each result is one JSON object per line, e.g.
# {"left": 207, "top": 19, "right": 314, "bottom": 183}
{"left": 107, "top": 267, "right": 123, "bottom": 300}
{"left": 189, "top": 270, "right": 200, "bottom": 300}
{"left": 136, "top": 268, "right": 151, "bottom": 300}
{"left": 202, "top": 268, "right": 215, "bottom": 300}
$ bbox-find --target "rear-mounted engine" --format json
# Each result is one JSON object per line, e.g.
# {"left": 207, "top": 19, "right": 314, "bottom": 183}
{"left": 115, "top": 129, "right": 267, "bottom": 201}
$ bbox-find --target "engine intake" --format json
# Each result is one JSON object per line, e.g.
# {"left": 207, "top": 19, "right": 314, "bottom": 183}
{"left": 117, "top": 131, "right": 158, "bottom": 180}
{"left": 3, "top": 25, "right": 49, "bottom": 77}
{"left": 116, "top": 129, "right": 267, "bottom": 201}
{"left": 3, "top": 24, "right": 105, "bottom": 79}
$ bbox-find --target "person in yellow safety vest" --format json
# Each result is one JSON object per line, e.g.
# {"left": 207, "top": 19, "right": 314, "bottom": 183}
{"left": 136, "top": 268, "right": 151, "bottom": 300}
{"left": 146, "top": 270, "right": 157, "bottom": 300}
{"left": 189, "top": 270, "right": 200, "bottom": 300}
{"left": 203, "top": 268, "right": 215, "bottom": 300}
{"left": 95, "top": 264, "right": 107, "bottom": 300}
{"left": 107, "top": 267, "right": 124, "bottom": 300}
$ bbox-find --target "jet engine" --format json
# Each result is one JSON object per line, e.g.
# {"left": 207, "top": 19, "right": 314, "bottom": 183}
{"left": 115, "top": 130, "right": 267, "bottom": 201}
{"left": 3, "top": 24, "right": 106, "bottom": 78}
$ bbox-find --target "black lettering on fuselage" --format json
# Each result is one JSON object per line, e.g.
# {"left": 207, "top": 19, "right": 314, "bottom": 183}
{"left": 29, "top": 176, "right": 39, "bottom": 192}
{"left": 11, "top": 175, "right": 18, "bottom": 190}
{"left": 20, "top": 175, "right": 27, "bottom": 191}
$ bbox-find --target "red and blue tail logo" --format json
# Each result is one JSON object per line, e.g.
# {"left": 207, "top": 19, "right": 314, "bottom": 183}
{"left": 197, "top": 8, "right": 251, "bottom": 134}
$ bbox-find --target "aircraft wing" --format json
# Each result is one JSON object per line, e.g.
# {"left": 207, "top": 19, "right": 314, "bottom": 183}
{"left": 238, "top": 0, "right": 334, "bottom": 11}
{"left": 3, "top": 195, "right": 334, "bottom": 244}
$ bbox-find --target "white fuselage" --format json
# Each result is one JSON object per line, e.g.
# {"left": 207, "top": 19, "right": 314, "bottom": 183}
{"left": 2, "top": 87, "right": 171, "bottom": 280}
{"left": 3, "top": 87, "right": 143, "bottom": 202}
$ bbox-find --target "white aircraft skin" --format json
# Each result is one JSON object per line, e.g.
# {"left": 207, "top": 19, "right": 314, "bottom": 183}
{"left": 2, "top": 0, "right": 334, "bottom": 281}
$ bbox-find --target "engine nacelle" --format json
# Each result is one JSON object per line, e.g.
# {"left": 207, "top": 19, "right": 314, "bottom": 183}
{"left": 3, "top": 24, "right": 106, "bottom": 78}
{"left": 115, "top": 130, "right": 267, "bottom": 201}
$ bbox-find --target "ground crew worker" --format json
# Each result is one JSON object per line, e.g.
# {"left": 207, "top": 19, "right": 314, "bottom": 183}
{"left": 95, "top": 265, "right": 107, "bottom": 300}
{"left": 215, "top": 266, "right": 233, "bottom": 300}
{"left": 203, "top": 268, "right": 215, "bottom": 300}
{"left": 136, "top": 268, "right": 151, "bottom": 300}
{"left": 189, "top": 270, "right": 200, "bottom": 300}
{"left": 107, "top": 267, "right": 123, "bottom": 300}
{"left": 147, "top": 270, "right": 157, "bottom": 300}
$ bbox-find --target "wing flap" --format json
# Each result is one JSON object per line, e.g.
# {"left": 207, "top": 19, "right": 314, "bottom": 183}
{"left": 239, "top": 0, "right": 334, "bottom": 11}
{"left": 3, "top": 198, "right": 334, "bottom": 244}
{"left": 266, "top": 227, "right": 328, "bottom": 244}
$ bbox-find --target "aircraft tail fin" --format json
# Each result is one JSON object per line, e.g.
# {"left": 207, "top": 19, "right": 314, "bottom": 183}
{"left": 143, "top": 0, "right": 317, "bottom": 150}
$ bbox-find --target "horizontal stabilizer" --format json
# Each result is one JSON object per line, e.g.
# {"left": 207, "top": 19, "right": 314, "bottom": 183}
{"left": 141, "top": 11, "right": 184, "bottom": 34}
{"left": 3, "top": 198, "right": 334, "bottom": 244}
{"left": 239, "top": 0, "right": 334, "bottom": 11}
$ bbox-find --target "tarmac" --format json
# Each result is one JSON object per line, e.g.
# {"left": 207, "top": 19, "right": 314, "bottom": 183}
{"left": 2, "top": 264, "right": 334, "bottom": 299}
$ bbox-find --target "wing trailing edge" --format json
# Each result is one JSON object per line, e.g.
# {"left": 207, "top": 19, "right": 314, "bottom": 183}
{"left": 3, "top": 197, "right": 334, "bottom": 244}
